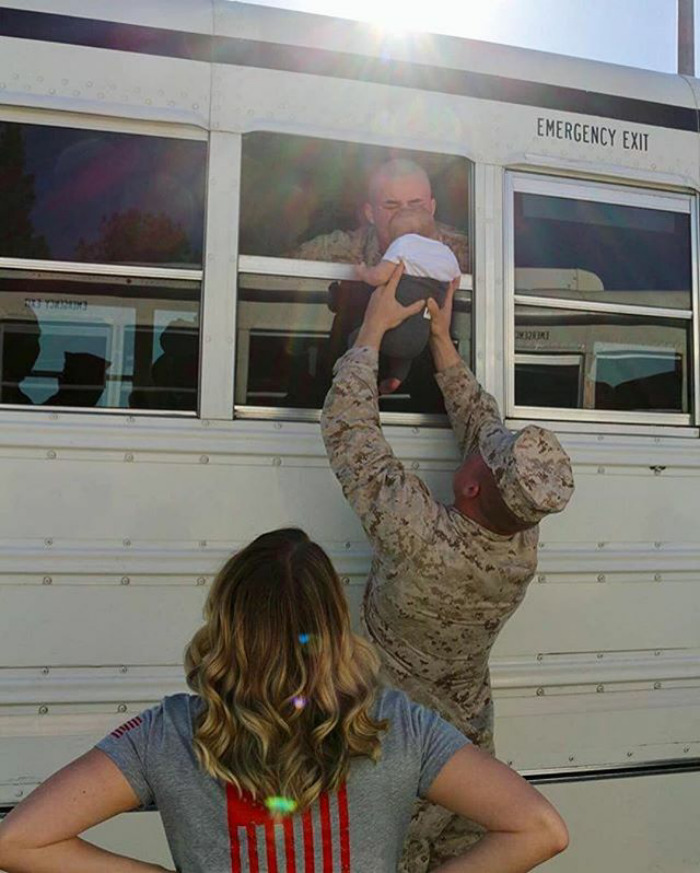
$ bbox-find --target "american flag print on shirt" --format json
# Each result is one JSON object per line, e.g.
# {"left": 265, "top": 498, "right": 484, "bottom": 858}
{"left": 226, "top": 783, "right": 350, "bottom": 873}
{"left": 110, "top": 716, "right": 143, "bottom": 739}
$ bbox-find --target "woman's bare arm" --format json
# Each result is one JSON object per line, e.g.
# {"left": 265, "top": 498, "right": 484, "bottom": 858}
{"left": 426, "top": 745, "right": 569, "bottom": 873}
{"left": 0, "top": 749, "right": 173, "bottom": 873}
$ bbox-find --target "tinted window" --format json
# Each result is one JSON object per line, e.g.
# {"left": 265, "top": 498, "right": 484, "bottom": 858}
{"left": 515, "top": 305, "right": 690, "bottom": 413}
{"left": 0, "top": 123, "right": 206, "bottom": 266}
{"left": 0, "top": 272, "right": 199, "bottom": 410}
{"left": 514, "top": 193, "right": 691, "bottom": 309}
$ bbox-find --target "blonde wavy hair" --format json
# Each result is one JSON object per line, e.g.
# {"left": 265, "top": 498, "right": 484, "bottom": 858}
{"left": 185, "top": 528, "right": 388, "bottom": 811}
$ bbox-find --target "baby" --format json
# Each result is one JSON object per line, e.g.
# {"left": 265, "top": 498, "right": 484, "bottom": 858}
{"left": 356, "top": 209, "right": 461, "bottom": 394}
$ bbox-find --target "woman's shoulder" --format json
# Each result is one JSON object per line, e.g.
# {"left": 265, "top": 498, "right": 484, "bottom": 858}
{"left": 146, "top": 693, "right": 204, "bottom": 737}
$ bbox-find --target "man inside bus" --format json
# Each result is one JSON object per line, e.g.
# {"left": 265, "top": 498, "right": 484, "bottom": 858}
{"left": 292, "top": 157, "right": 469, "bottom": 271}
{"left": 320, "top": 264, "right": 574, "bottom": 873}
{"left": 292, "top": 157, "right": 468, "bottom": 407}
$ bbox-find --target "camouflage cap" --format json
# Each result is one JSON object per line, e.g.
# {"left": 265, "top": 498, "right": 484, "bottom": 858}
{"left": 478, "top": 423, "right": 574, "bottom": 524}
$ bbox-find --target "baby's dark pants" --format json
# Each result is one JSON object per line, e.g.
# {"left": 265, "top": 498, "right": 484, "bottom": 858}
{"left": 380, "top": 276, "right": 448, "bottom": 383}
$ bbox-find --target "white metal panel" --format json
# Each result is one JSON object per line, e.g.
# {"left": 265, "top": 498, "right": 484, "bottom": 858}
{"left": 537, "top": 772, "right": 700, "bottom": 873}
{"left": 198, "top": 132, "right": 241, "bottom": 419}
{"left": 495, "top": 686, "right": 700, "bottom": 770}
{"left": 0, "top": 37, "right": 211, "bottom": 128}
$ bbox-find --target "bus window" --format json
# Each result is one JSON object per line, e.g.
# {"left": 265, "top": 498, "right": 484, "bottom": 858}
{"left": 0, "top": 122, "right": 206, "bottom": 412}
{"left": 509, "top": 174, "right": 693, "bottom": 424}
{"left": 236, "top": 133, "right": 471, "bottom": 419}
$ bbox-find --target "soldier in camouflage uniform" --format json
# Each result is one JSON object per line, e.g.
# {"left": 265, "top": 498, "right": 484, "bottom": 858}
{"left": 292, "top": 157, "right": 469, "bottom": 272}
{"left": 320, "top": 265, "right": 574, "bottom": 873}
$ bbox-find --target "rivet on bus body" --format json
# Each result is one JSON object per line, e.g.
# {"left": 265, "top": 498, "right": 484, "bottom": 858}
{"left": 626, "top": 751, "right": 633, "bottom": 757}
{"left": 684, "top": 747, "right": 690, "bottom": 753}
{"left": 568, "top": 755, "right": 575, "bottom": 762}
{"left": 199, "top": 540, "right": 207, "bottom": 548}
{"left": 14, "top": 789, "right": 24, "bottom": 798}
{"left": 596, "top": 652, "right": 603, "bottom": 659}
{"left": 199, "top": 455, "right": 209, "bottom": 464}
{"left": 597, "top": 466, "right": 605, "bottom": 474}
{"left": 654, "top": 650, "right": 661, "bottom": 656}
{"left": 536, "top": 653, "right": 543, "bottom": 661}
{"left": 39, "top": 705, "right": 48, "bottom": 715}
{"left": 342, "top": 576, "right": 350, "bottom": 585}
{"left": 597, "top": 574, "right": 606, "bottom": 583}
{"left": 537, "top": 574, "right": 546, "bottom": 583}
{"left": 272, "top": 457, "right": 281, "bottom": 466}
{"left": 42, "top": 576, "right": 52, "bottom": 585}
{"left": 123, "top": 539, "right": 131, "bottom": 547}
{"left": 654, "top": 541, "right": 661, "bottom": 549}
{"left": 597, "top": 542, "right": 606, "bottom": 549}
{"left": 44, "top": 538, "right": 53, "bottom": 547}
{"left": 121, "top": 576, "right": 130, "bottom": 585}
{"left": 653, "top": 682, "right": 661, "bottom": 690}
{"left": 596, "top": 684, "right": 604, "bottom": 693}
{"left": 125, "top": 453, "right": 134, "bottom": 462}
{"left": 411, "top": 461, "right": 420, "bottom": 470}
{"left": 41, "top": 667, "right": 50, "bottom": 675}
{"left": 412, "top": 427, "right": 419, "bottom": 435}
{"left": 196, "top": 577, "right": 206, "bottom": 586}
{"left": 345, "top": 542, "right": 352, "bottom": 550}
{"left": 654, "top": 573, "right": 662, "bottom": 582}
{"left": 536, "top": 687, "right": 544, "bottom": 696}
{"left": 47, "top": 450, "right": 56, "bottom": 459}
{"left": 120, "top": 665, "right": 128, "bottom": 673}
{"left": 117, "top": 704, "right": 127, "bottom": 713}
{"left": 274, "top": 422, "right": 282, "bottom": 430}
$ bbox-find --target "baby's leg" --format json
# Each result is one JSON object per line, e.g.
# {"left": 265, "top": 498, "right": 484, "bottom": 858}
{"left": 379, "top": 356, "right": 412, "bottom": 395}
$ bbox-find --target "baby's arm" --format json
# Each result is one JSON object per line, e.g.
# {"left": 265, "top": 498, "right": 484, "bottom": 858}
{"left": 355, "top": 259, "right": 397, "bottom": 286}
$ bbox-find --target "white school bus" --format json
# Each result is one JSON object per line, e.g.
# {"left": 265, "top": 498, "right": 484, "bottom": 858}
{"left": 0, "top": 2, "right": 699, "bottom": 870}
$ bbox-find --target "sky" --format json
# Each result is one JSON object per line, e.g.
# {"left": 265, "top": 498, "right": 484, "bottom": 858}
{"left": 240, "top": 0, "right": 693, "bottom": 75}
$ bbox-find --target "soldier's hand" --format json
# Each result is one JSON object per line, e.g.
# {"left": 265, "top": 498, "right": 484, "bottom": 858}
{"left": 355, "top": 261, "right": 425, "bottom": 349}
{"left": 426, "top": 277, "right": 458, "bottom": 342}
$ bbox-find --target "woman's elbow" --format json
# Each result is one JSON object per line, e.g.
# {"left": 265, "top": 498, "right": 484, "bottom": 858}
{"left": 531, "top": 804, "right": 570, "bottom": 861}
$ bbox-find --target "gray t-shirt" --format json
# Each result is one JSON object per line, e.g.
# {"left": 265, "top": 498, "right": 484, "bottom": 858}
{"left": 96, "top": 688, "right": 469, "bottom": 873}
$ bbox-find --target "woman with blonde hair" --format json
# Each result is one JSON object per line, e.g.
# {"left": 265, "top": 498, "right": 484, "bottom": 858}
{"left": 0, "top": 528, "right": 568, "bottom": 873}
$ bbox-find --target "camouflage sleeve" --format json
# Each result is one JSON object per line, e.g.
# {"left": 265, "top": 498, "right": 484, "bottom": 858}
{"left": 434, "top": 358, "right": 503, "bottom": 458}
{"left": 290, "top": 229, "right": 357, "bottom": 263}
{"left": 321, "top": 347, "right": 440, "bottom": 558}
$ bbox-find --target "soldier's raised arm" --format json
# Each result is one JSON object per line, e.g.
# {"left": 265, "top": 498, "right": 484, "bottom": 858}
{"left": 320, "top": 266, "right": 439, "bottom": 559}
{"left": 426, "top": 287, "right": 504, "bottom": 458}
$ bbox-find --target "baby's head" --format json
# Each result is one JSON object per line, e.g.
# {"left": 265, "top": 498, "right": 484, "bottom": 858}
{"left": 388, "top": 208, "right": 437, "bottom": 243}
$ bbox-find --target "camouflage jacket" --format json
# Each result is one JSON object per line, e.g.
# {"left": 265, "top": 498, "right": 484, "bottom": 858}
{"left": 320, "top": 347, "right": 539, "bottom": 751}
{"left": 292, "top": 222, "right": 470, "bottom": 272}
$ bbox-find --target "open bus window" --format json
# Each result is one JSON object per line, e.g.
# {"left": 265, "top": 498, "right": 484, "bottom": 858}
{"left": 0, "top": 273, "right": 200, "bottom": 411}
{"left": 0, "top": 122, "right": 206, "bottom": 267}
{"left": 510, "top": 174, "right": 693, "bottom": 423}
{"left": 237, "top": 133, "right": 472, "bottom": 418}
{"left": 514, "top": 306, "right": 690, "bottom": 414}
{"left": 235, "top": 272, "right": 471, "bottom": 415}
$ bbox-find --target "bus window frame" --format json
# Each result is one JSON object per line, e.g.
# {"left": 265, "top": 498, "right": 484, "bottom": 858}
{"left": 0, "top": 112, "right": 207, "bottom": 418}
{"left": 504, "top": 171, "right": 699, "bottom": 430}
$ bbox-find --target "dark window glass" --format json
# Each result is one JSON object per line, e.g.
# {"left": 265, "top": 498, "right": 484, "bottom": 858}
{"left": 239, "top": 132, "right": 470, "bottom": 271}
{"left": 235, "top": 273, "right": 471, "bottom": 416}
{"left": 0, "top": 123, "right": 206, "bottom": 266}
{"left": 514, "top": 193, "right": 691, "bottom": 309}
{"left": 0, "top": 272, "right": 199, "bottom": 410}
{"left": 515, "top": 306, "right": 690, "bottom": 413}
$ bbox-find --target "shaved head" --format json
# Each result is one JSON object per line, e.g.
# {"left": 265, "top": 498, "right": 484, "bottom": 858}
{"left": 364, "top": 158, "right": 436, "bottom": 250}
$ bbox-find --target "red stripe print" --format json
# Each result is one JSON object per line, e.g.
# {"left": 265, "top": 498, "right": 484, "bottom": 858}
{"left": 283, "top": 816, "right": 295, "bottom": 873}
{"left": 110, "top": 715, "right": 143, "bottom": 739}
{"left": 337, "top": 784, "right": 350, "bottom": 873}
{"left": 247, "top": 824, "right": 260, "bottom": 873}
{"left": 319, "top": 792, "right": 333, "bottom": 872}
{"left": 302, "top": 807, "right": 315, "bottom": 873}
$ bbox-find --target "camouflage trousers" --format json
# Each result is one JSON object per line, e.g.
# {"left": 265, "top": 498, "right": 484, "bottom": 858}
{"left": 361, "top": 605, "right": 495, "bottom": 873}
{"left": 399, "top": 800, "right": 485, "bottom": 873}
